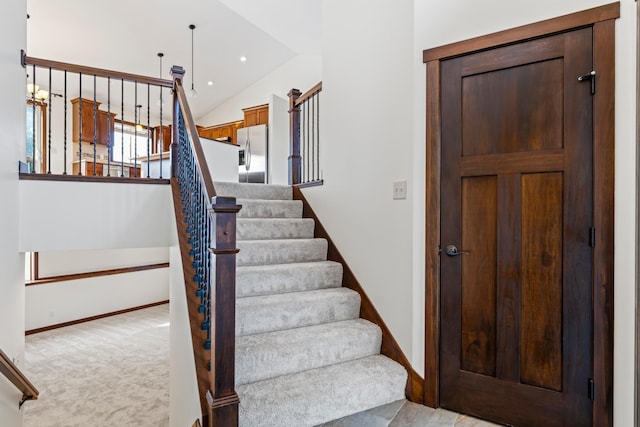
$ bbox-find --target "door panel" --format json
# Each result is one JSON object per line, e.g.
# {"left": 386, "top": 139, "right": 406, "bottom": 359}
{"left": 440, "top": 27, "right": 594, "bottom": 427}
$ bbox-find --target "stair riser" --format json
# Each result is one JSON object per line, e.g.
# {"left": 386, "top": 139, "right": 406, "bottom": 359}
{"left": 236, "top": 320, "right": 382, "bottom": 386}
{"left": 237, "top": 199, "right": 303, "bottom": 219}
{"left": 236, "top": 289, "right": 361, "bottom": 336}
{"left": 215, "top": 182, "right": 292, "bottom": 200}
{"left": 237, "top": 239, "right": 327, "bottom": 266}
{"left": 237, "top": 262, "right": 343, "bottom": 298}
{"left": 237, "top": 355, "right": 408, "bottom": 427}
{"left": 237, "top": 219, "right": 315, "bottom": 240}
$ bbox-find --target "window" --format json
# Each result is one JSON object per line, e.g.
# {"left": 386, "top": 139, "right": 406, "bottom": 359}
{"left": 25, "top": 102, "right": 47, "bottom": 173}
{"left": 111, "top": 121, "right": 153, "bottom": 164}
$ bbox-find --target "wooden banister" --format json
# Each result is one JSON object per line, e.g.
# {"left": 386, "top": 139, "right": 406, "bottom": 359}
{"left": 171, "top": 66, "right": 239, "bottom": 426}
{"left": 0, "top": 348, "right": 39, "bottom": 408}
{"left": 289, "top": 82, "right": 323, "bottom": 187}
{"left": 294, "top": 81, "right": 322, "bottom": 107}
{"left": 22, "top": 51, "right": 173, "bottom": 88}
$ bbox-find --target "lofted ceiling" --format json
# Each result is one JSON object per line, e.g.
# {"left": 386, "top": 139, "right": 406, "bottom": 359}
{"left": 26, "top": 0, "right": 321, "bottom": 121}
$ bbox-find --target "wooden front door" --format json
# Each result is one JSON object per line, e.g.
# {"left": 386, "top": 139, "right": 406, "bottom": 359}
{"left": 439, "top": 28, "right": 594, "bottom": 426}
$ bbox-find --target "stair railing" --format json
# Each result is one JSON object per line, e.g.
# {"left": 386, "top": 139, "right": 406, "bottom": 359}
{"left": 0, "top": 348, "right": 39, "bottom": 408}
{"left": 288, "top": 82, "right": 323, "bottom": 187}
{"left": 21, "top": 51, "right": 173, "bottom": 179}
{"left": 171, "top": 67, "right": 241, "bottom": 427}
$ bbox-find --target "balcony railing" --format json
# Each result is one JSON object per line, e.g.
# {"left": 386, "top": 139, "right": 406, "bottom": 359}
{"left": 21, "top": 51, "right": 173, "bottom": 180}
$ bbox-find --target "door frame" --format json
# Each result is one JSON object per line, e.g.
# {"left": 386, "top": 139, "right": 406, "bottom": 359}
{"left": 423, "top": 3, "right": 618, "bottom": 426}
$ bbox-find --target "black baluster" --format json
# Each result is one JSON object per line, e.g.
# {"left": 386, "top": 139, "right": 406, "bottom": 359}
{"left": 314, "top": 92, "right": 320, "bottom": 180}
{"left": 121, "top": 79, "right": 124, "bottom": 177}
{"left": 311, "top": 94, "right": 315, "bottom": 182}
{"left": 305, "top": 99, "right": 310, "bottom": 183}
{"left": 93, "top": 75, "right": 97, "bottom": 176}
{"left": 78, "top": 72, "right": 83, "bottom": 175}
{"left": 47, "top": 67, "right": 52, "bottom": 174}
{"left": 31, "top": 65, "right": 36, "bottom": 173}
{"left": 63, "top": 70, "right": 67, "bottom": 175}
{"left": 147, "top": 83, "right": 150, "bottom": 178}
{"left": 134, "top": 82, "right": 138, "bottom": 178}
{"left": 159, "top": 86, "right": 163, "bottom": 179}
{"left": 107, "top": 77, "right": 111, "bottom": 176}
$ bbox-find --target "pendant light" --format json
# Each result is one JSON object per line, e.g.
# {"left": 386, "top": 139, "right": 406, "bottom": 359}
{"left": 188, "top": 24, "right": 198, "bottom": 98}
{"left": 156, "top": 52, "right": 165, "bottom": 107}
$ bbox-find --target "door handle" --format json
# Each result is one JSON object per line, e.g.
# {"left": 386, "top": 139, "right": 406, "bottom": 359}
{"left": 444, "top": 244, "right": 469, "bottom": 257}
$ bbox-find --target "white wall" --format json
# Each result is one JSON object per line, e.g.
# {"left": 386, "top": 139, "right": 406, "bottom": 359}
{"left": 413, "top": 1, "right": 637, "bottom": 425}
{"left": 306, "top": 0, "right": 415, "bottom": 365}
{"left": 19, "top": 180, "right": 173, "bottom": 251}
{"left": 269, "top": 94, "right": 290, "bottom": 185}
{"left": 169, "top": 223, "right": 201, "bottom": 427}
{"left": 36, "top": 247, "right": 169, "bottom": 276}
{"left": 201, "top": 137, "right": 240, "bottom": 183}
{"left": 0, "top": 0, "right": 27, "bottom": 424}
{"left": 197, "top": 54, "right": 321, "bottom": 125}
{"left": 26, "top": 268, "right": 169, "bottom": 331}
{"left": 25, "top": 248, "right": 170, "bottom": 331}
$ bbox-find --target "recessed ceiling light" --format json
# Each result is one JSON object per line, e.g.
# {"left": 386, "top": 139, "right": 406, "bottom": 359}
{"left": 240, "top": 56, "right": 247, "bottom": 62}
{"left": 207, "top": 81, "right": 214, "bottom": 86}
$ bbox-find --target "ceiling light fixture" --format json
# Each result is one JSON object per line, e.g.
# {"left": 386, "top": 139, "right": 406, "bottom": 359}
{"left": 156, "top": 52, "right": 165, "bottom": 107}
{"left": 188, "top": 24, "right": 198, "bottom": 98}
{"left": 27, "top": 83, "right": 49, "bottom": 101}
{"left": 135, "top": 104, "right": 143, "bottom": 131}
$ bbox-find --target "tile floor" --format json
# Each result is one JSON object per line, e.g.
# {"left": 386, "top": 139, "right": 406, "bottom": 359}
{"left": 318, "top": 400, "right": 503, "bottom": 427}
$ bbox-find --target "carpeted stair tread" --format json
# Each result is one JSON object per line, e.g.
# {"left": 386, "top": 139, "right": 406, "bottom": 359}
{"left": 236, "top": 288, "right": 360, "bottom": 336}
{"left": 237, "top": 218, "right": 315, "bottom": 240}
{"left": 237, "top": 355, "right": 408, "bottom": 427}
{"left": 237, "top": 261, "right": 343, "bottom": 298}
{"left": 237, "top": 198, "right": 303, "bottom": 219}
{"left": 237, "top": 238, "right": 328, "bottom": 266}
{"left": 236, "top": 319, "right": 382, "bottom": 386}
{"left": 215, "top": 182, "right": 292, "bottom": 200}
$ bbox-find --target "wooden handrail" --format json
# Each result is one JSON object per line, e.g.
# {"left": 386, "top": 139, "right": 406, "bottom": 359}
{"left": 171, "top": 69, "right": 216, "bottom": 197}
{"left": 295, "top": 81, "right": 322, "bottom": 107}
{"left": 0, "top": 348, "right": 39, "bottom": 408}
{"left": 22, "top": 51, "right": 173, "bottom": 88}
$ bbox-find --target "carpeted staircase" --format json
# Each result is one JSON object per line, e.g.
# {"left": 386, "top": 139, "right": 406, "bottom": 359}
{"left": 214, "top": 182, "right": 407, "bottom": 427}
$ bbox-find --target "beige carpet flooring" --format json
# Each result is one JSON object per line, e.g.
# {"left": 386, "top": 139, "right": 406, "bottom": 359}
{"left": 23, "top": 304, "right": 170, "bottom": 427}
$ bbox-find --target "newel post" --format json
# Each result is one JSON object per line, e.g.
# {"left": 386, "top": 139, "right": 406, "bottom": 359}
{"left": 288, "top": 88, "right": 302, "bottom": 185}
{"left": 206, "top": 196, "right": 241, "bottom": 427}
{"left": 171, "top": 66, "right": 185, "bottom": 179}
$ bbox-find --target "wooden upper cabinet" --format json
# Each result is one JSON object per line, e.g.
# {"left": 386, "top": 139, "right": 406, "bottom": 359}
{"left": 242, "top": 104, "right": 269, "bottom": 127}
{"left": 198, "top": 120, "right": 244, "bottom": 144}
{"left": 71, "top": 97, "right": 116, "bottom": 145}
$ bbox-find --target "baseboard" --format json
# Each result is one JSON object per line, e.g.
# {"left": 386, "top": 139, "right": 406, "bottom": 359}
{"left": 25, "top": 300, "right": 169, "bottom": 335}
{"left": 292, "top": 187, "right": 425, "bottom": 404}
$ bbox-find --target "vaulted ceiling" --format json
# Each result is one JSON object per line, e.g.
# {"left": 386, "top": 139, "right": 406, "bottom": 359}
{"left": 26, "top": 0, "right": 322, "bottom": 120}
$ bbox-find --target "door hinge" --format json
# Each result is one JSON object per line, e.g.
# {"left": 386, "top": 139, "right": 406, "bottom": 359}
{"left": 437, "top": 245, "right": 442, "bottom": 255}
{"left": 578, "top": 70, "right": 596, "bottom": 95}
{"left": 588, "top": 378, "right": 595, "bottom": 401}
{"left": 589, "top": 227, "right": 596, "bottom": 248}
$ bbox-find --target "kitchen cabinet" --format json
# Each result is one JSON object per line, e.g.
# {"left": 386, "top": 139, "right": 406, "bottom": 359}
{"left": 242, "top": 104, "right": 269, "bottom": 127}
{"left": 71, "top": 97, "right": 116, "bottom": 145}
{"left": 198, "top": 120, "right": 244, "bottom": 144}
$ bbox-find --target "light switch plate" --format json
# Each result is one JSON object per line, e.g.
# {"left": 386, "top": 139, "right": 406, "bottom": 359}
{"left": 393, "top": 180, "right": 407, "bottom": 200}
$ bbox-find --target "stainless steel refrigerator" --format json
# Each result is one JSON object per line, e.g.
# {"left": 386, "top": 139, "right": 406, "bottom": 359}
{"left": 238, "top": 124, "right": 268, "bottom": 183}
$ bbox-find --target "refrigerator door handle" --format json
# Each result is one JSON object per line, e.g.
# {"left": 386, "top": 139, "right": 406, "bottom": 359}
{"left": 245, "top": 138, "right": 251, "bottom": 171}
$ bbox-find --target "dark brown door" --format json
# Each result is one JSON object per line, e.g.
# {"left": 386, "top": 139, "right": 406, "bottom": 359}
{"left": 440, "top": 28, "right": 594, "bottom": 427}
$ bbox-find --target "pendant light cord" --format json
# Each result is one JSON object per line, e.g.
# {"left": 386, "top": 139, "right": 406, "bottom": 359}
{"left": 190, "top": 24, "right": 196, "bottom": 91}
